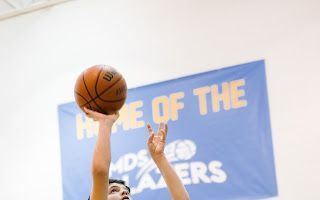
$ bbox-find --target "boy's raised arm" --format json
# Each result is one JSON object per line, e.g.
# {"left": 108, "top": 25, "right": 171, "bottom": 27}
{"left": 146, "top": 123, "right": 190, "bottom": 200}
{"left": 84, "top": 107, "right": 119, "bottom": 200}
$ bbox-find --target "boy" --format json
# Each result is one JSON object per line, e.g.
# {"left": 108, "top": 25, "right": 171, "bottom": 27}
{"left": 84, "top": 107, "right": 190, "bottom": 200}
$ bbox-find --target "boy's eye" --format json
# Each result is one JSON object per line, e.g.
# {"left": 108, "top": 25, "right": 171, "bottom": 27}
{"left": 110, "top": 188, "right": 119, "bottom": 193}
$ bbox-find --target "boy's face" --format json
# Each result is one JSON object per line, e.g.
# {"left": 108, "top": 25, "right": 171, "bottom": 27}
{"left": 107, "top": 183, "right": 131, "bottom": 200}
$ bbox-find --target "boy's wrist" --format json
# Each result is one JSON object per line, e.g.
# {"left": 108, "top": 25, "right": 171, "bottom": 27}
{"left": 99, "top": 119, "right": 114, "bottom": 127}
{"left": 152, "top": 153, "right": 166, "bottom": 164}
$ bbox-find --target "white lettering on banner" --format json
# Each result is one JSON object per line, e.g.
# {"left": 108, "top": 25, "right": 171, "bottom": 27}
{"left": 110, "top": 149, "right": 149, "bottom": 175}
{"left": 190, "top": 161, "right": 211, "bottom": 184}
{"left": 175, "top": 163, "right": 192, "bottom": 185}
{"left": 109, "top": 140, "right": 228, "bottom": 195}
{"left": 209, "top": 160, "right": 227, "bottom": 183}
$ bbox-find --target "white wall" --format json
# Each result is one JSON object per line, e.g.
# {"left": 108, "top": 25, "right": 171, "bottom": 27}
{"left": 0, "top": 0, "right": 319, "bottom": 199}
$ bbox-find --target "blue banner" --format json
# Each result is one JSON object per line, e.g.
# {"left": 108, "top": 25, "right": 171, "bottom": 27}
{"left": 58, "top": 60, "right": 278, "bottom": 200}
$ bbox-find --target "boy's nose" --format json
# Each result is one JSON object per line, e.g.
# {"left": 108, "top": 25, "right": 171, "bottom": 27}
{"left": 122, "top": 189, "right": 129, "bottom": 195}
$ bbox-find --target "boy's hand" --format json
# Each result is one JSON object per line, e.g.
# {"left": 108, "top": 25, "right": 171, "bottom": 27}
{"left": 83, "top": 107, "right": 119, "bottom": 126}
{"left": 146, "top": 122, "right": 168, "bottom": 161}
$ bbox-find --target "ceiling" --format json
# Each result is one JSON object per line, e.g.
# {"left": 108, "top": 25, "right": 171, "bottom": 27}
{"left": 0, "top": 0, "right": 72, "bottom": 21}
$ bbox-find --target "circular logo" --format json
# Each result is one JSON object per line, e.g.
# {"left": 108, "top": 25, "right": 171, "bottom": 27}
{"left": 175, "top": 140, "right": 197, "bottom": 160}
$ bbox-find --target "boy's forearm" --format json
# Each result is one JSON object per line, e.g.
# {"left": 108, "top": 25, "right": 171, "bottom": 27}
{"left": 92, "top": 120, "right": 112, "bottom": 174}
{"left": 154, "top": 155, "right": 190, "bottom": 200}
{"left": 90, "top": 120, "right": 113, "bottom": 200}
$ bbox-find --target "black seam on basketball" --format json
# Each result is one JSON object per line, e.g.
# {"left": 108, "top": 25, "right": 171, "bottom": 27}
{"left": 98, "top": 76, "right": 122, "bottom": 97}
{"left": 82, "top": 83, "right": 126, "bottom": 107}
{"left": 82, "top": 72, "right": 105, "bottom": 113}
{"left": 75, "top": 91, "right": 90, "bottom": 106}
{"left": 80, "top": 96, "right": 127, "bottom": 108}
{"left": 96, "top": 96, "right": 127, "bottom": 103}
{"left": 95, "top": 66, "right": 104, "bottom": 98}
{"left": 96, "top": 76, "right": 124, "bottom": 103}
{"left": 87, "top": 103, "right": 93, "bottom": 110}
{"left": 81, "top": 76, "right": 124, "bottom": 107}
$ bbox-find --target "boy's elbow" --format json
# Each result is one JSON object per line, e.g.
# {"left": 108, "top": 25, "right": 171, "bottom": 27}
{"left": 92, "top": 165, "right": 107, "bottom": 176}
{"left": 91, "top": 160, "right": 110, "bottom": 176}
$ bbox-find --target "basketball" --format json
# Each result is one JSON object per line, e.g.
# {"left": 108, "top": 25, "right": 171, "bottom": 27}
{"left": 74, "top": 64, "right": 127, "bottom": 114}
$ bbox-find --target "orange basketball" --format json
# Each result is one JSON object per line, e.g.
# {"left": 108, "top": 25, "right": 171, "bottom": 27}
{"left": 74, "top": 64, "right": 127, "bottom": 114}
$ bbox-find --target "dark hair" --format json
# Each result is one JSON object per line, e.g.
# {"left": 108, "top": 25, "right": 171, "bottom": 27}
{"left": 109, "top": 178, "right": 131, "bottom": 193}
{"left": 88, "top": 179, "right": 131, "bottom": 200}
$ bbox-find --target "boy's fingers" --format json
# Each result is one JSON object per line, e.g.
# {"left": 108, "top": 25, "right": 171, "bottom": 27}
{"left": 158, "top": 123, "right": 167, "bottom": 142}
{"left": 83, "top": 107, "right": 88, "bottom": 113}
{"left": 113, "top": 112, "right": 120, "bottom": 119}
{"left": 147, "top": 123, "right": 154, "bottom": 135}
{"left": 83, "top": 108, "right": 95, "bottom": 119}
{"left": 157, "top": 122, "right": 164, "bottom": 134}
{"left": 163, "top": 123, "right": 168, "bottom": 140}
{"left": 160, "top": 129, "right": 166, "bottom": 142}
{"left": 147, "top": 133, "right": 154, "bottom": 144}
{"left": 83, "top": 107, "right": 92, "bottom": 114}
